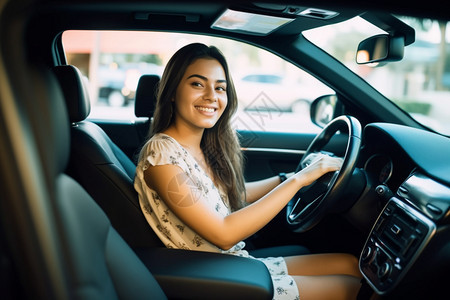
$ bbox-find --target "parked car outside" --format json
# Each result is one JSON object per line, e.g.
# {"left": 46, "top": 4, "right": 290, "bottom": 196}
{"left": 97, "top": 62, "right": 163, "bottom": 107}
{"left": 235, "top": 72, "right": 333, "bottom": 113}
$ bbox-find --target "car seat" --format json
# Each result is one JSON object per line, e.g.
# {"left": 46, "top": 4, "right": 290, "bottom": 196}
{"left": 39, "top": 66, "right": 168, "bottom": 299}
{"left": 53, "top": 65, "right": 163, "bottom": 248}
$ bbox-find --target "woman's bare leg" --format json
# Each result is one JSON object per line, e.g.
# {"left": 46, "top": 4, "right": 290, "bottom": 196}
{"left": 294, "top": 274, "right": 361, "bottom": 300}
{"left": 285, "top": 253, "right": 362, "bottom": 300}
{"left": 284, "top": 253, "right": 362, "bottom": 278}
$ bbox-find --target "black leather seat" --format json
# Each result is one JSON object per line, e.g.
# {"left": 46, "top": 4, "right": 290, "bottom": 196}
{"left": 42, "top": 66, "right": 167, "bottom": 299}
{"left": 53, "top": 65, "right": 163, "bottom": 248}
{"left": 135, "top": 74, "right": 159, "bottom": 119}
{"left": 133, "top": 74, "right": 160, "bottom": 148}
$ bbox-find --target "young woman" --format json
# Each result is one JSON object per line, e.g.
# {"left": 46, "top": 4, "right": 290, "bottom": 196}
{"left": 134, "top": 43, "right": 362, "bottom": 300}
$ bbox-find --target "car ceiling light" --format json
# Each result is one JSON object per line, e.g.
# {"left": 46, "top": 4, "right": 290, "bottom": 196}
{"left": 211, "top": 9, "right": 294, "bottom": 35}
{"left": 298, "top": 8, "right": 339, "bottom": 19}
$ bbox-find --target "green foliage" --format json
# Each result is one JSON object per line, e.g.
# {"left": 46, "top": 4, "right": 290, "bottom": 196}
{"left": 391, "top": 99, "right": 432, "bottom": 115}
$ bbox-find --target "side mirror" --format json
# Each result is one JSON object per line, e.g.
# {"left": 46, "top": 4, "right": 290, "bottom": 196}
{"left": 310, "top": 94, "right": 337, "bottom": 128}
{"left": 356, "top": 34, "right": 404, "bottom": 65}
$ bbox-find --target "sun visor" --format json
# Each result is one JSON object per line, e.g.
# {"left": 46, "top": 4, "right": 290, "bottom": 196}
{"left": 211, "top": 9, "right": 294, "bottom": 36}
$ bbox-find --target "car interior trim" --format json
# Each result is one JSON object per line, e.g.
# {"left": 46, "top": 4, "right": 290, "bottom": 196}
{"left": 397, "top": 171, "right": 450, "bottom": 222}
{"left": 135, "top": 247, "right": 273, "bottom": 300}
{"left": 241, "top": 147, "right": 305, "bottom": 155}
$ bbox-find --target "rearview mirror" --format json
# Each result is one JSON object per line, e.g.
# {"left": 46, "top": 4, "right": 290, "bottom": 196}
{"left": 356, "top": 34, "right": 404, "bottom": 64}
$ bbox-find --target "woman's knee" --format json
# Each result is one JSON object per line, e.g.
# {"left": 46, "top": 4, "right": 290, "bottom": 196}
{"left": 294, "top": 275, "right": 361, "bottom": 300}
{"left": 336, "top": 253, "right": 361, "bottom": 278}
{"left": 285, "top": 253, "right": 362, "bottom": 278}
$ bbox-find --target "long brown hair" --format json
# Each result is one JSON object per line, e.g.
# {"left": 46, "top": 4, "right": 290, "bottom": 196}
{"left": 148, "top": 43, "right": 245, "bottom": 211}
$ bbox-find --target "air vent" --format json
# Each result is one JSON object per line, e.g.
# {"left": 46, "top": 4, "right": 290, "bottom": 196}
{"left": 298, "top": 8, "right": 339, "bottom": 20}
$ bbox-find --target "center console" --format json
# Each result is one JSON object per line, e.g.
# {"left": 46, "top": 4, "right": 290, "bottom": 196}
{"left": 360, "top": 198, "right": 435, "bottom": 294}
{"left": 359, "top": 172, "right": 440, "bottom": 295}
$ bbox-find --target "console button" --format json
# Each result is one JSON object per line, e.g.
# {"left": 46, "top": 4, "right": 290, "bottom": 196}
{"left": 378, "top": 261, "right": 392, "bottom": 280}
{"left": 362, "top": 245, "right": 374, "bottom": 262}
{"left": 390, "top": 224, "right": 401, "bottom": 235}
{"left": 426, "top": 203, "right": 442, "bottom": 215}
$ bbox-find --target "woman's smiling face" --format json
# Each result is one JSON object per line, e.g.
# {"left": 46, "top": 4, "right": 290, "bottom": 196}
{"left": 172, "top": 58, "right": 228, "bottom": 132}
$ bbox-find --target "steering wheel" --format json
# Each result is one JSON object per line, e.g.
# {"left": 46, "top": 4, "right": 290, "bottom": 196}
{"left": 286, "top": 115, "right": 361, "bottom": 232}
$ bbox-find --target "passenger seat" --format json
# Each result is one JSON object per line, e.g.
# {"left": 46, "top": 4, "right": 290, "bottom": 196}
{"left": 53, "top": 65, "right": 162, "bottom": 248}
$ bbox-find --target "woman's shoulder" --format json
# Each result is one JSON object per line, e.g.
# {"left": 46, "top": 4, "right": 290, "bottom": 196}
{"left": 140, "top": 133, "right": 186, "bottom": 167}
{"left": 147, "top": 133, "right": 179, "bottom": 150}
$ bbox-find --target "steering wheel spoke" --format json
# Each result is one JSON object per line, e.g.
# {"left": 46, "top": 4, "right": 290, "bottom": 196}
{"left": 286, "top": 115, "right": 362, "bottom": 232}
{"left": 288, "top": 194, "right": 324, "bottom": 224}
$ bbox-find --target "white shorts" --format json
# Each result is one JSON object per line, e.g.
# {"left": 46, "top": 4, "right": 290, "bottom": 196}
{"left": 257, "top": 257, "right": 300, "bottom": 300}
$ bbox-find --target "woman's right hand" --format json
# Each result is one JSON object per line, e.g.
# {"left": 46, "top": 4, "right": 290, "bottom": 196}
{"left": 294, "top": 154, "right": 343, "bottom": 187}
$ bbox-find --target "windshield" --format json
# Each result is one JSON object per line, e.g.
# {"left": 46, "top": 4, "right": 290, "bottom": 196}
{"left": 304, "top": 16, "right": 450, "bottom": 136}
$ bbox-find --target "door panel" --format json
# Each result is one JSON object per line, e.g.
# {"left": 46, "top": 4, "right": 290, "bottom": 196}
{"left": 242, "top": 148, "right": 303, "bottom": 181}
{"left": 94, "top": 121, "right": 350, "bottom": 182}
{"left": 239, "top": 130, "right": 349, "bottom": 181}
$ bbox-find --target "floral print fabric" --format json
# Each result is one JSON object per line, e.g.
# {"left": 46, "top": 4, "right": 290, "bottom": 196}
{"left": 134, "top": 133, "right": 299, "bottom": 299}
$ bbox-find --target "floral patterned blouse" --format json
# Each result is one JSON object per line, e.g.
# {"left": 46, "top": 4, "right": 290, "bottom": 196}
{"left": 134, "top": 133, "right": 249, "bottom": 256}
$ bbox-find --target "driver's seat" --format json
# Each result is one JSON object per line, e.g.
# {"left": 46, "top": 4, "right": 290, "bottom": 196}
{"left": 54, "top": 64, "right": 309, "bottom": 257}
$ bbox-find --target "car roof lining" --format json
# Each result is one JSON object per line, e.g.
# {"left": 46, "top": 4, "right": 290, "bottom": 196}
{"left": 31, "top": 1, "right": 416, "bottom": 53}
{"left": 34, "top": 0, "right": 450, "bottom": 23}
{"left": 34, "top": 1, "right": 364, "bottom": 36}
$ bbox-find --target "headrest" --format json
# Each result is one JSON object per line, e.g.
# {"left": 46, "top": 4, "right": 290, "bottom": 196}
{"left": 134, "top": 74, "right": 160, "bottom": 118}
{"left": 31, "top": 66, "right": 71, "bottom": 175}
{"left": 53, "top": 65, "right": 91, "bottom": 123}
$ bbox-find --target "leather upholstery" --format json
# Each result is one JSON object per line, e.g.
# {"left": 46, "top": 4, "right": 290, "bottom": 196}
{"left": 134, "top": 74, "right": 159, "bottom": 118}
{"left": 56, "top": 175, "right": 166, "bottom": 299}
{"left": 53, "top": 65, "right": 90, "bottom": 123}
{"left": 133, "top": 74, "right": 160, "bottom": 142}
{"left": 45, "top": 66, "right": 166, "bottom": 299}
{"left": 53, "top": 65, "right": 163, "bottom": 248}
{"left": 135, "top": 248, "right": 273, "bottom": 299}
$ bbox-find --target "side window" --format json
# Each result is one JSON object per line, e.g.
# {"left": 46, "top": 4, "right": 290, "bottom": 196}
{"left": 62, "top": 31, "right": 333, "bottom": 133}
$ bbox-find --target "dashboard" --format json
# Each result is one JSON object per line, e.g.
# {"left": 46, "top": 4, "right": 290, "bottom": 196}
{"left": 364, "top": 153, "right": 393, "bottom": 184}
{"left": 356, "top": 123, "right": 450, "bottom": 295}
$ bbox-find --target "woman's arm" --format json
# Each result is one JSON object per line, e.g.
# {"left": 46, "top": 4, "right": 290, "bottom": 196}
{"left": 144, "top": 156, "right": 342, "bottom": 250}
{"left": 245, "top": 172, "right": 294, "bottom": 204}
